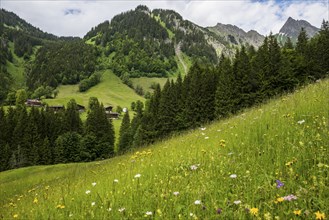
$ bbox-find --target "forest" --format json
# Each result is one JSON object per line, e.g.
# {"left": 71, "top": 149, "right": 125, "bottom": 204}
{"left": 0, "top": 21, "right": 328, "bottom": 171}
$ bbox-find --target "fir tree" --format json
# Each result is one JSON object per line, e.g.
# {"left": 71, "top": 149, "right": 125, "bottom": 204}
{"left": 118, "top": 110, "right": 131, "bottom": 153}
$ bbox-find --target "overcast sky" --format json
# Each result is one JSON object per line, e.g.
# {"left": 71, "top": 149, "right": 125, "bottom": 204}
{"left": 1, "top": 0, "right": 328, "bottom": 37}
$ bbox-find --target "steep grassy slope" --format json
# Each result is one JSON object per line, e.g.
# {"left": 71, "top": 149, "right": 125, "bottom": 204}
{"left": 1, "top": 80, "right": 328, "bottom": 219}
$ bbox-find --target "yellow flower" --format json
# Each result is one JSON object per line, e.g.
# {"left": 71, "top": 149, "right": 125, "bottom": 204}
{"left": 293, "top": 210, "right": 301, "bottom": 216}
{"left": 315, "top": 211, "right": 326, "bottom": 220}
{"left": 250, "top": 207, "right": 259, "bottom": 216}
{"left": 276, "top": 197, "right": 284, "bottom": 203}
{"left": 13, "top": 214, "right": 18, "bottom": 218}
{"left": 56, "top": 204, "right": 65, "bottom": 209}
{"left": 33, "top": 198, "right": 38, "bottom": 204}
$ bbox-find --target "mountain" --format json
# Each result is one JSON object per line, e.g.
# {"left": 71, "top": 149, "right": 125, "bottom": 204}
{"left": 276, "top": 17, "right": 319, "bottom": 45}
{"left": 207, "top": 23, "right": 265, "bottom": 48}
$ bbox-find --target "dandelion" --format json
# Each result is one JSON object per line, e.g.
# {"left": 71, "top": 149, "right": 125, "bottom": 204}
{"left": 194, "top": 200, "right": 201, "bottom": 205}
{"left": 92, "top": 182, "right": 97, "bottom": 187}
{"left": 297, "top": 119, "right": 305, "bottom": 124}
{"left": 145, "top": 211, "right": 152, "bottom": 216}
{"left": 134, "top": 174, "right": 141, "bottom": 178}
{"left": 173, "top": 191, "right": 179, "bottom": 196}
{"left": 91, "top": 202, "right": 95, "bottom": 206}
{"left": 13, "top": 214, "right": 18, "bottom": 218}
{"left": 315, "top": 211, "right": 325, "bottom": 220}
{"left": 56, "top": 204, "right": 65, "bottom": 209}
{"left": 114, "top": 179, "right": 119, "bottom": 183}
{"left": 118, "top": 207, "right": 125, "bottom": 212}
{"left": 233, "top": 200, "right": 241, "bottom": 205}
{"left": 276, "top": 180, "right": 284, "bottom": 188}
{"left": 250, "top": 208, "right": 259, "bottom": 216}
{"left": 293, "top": 210, "right": 301, "bottom": 216}
{"left": 190, "top": 164, "right": 198, "bottom": 170}
{"left": 229, "top": 174, "right": 237, "bottom": 178}
{"left": 85, "top": 190, "right": 91, "bottom": 194}
{"left": 276, "top": 197, "right": 284, "bottom": 203}
{"left": 33, "top": 197, "right": 38, "bottom": 204}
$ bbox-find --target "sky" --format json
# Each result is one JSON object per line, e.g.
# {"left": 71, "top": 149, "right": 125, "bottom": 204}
{"left": 1, "top": 0, "right": 328, "bottom": 37}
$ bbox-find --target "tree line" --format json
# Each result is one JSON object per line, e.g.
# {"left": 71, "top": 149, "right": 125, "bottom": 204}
{"left": 0, "top": 97, "right": 114, "bottom": 171}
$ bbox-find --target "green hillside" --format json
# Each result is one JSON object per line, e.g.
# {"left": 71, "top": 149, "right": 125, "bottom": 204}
{"left": 1, "top": 79, "right": 328, "bottom": 219}
{"left": 45, "top": 70, "right": 144, "bottom": 109}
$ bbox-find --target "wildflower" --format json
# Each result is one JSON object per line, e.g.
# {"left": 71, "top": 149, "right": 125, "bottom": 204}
{"left": 283, "top": 194, "right": 297, "bottom": 201}
{"left": 56, "top": 204, "right": 65, "bottom": 209}
{"left": 190, "top": 164, "right": 198, "bottom": 170}
{"left": 315, "top": 211, "right": 325, "bottom": 220}
{"left": 205, "top": 136, "right": 209, "bottom": 139}
{"left": 190, "top": 213, "right": 194, "bottom": 217}
{"left": 33, "top": 197, "right": 38, "bottom": 204}
{"left": 134, "top": 174, "right": 141, "bottom": 178}
{"left": 276, "top": 197, "right": 284, "bottom": 203}
{"left": 194, "top": 200, "right": 201, "bottom": 205}
{"left": 173, "top": 191, "right": 179, "bottom": 196}
{"left": 107, "top": 208, "right": 112, "bottom": 212}
{"left": 118, "top": 208, "right": 125, "bottom": 212}
{"left": 229, "top": 174, "right": 237, "bottom": 178}
{"left": 91, "top": 202, "right": 95, "bottom": 206}
{"left": 85, "top": 190, "right": 91, "bottom": 194}
{"left": 13, "top": 214, "right": 18, "bottom": 218}
{"left": 216, "top": 208, "right": 222, "bottom": 214}
{"left": 276, "top": 180, "right": 284, "bottom": 188}
{"left": 145, "top": 211, "right": 152, "bottom": 216}
{"left": 92, "top": 182, "right": 97, "bottom": 187}
{"left": 297, "top": 119, "right": 305, "bottom": 124}
{"left": 250, "top": 207, "right": 259, "bottom": 216}
{"left": 114, "top": 179, "right": 119, "bottom": 183}
{"left": 293, "top": 210, "right": 301, "bottom": 216}
{"left": 233, "top": 200, "right": 241, "bottom": 205}
{"left": 200, "top": 127, "right": 206, "bottom": 131}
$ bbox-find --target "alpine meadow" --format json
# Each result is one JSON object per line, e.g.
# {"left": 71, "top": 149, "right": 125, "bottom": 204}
{"left": 0, "top": 3, "right": 329, "bottom": 220}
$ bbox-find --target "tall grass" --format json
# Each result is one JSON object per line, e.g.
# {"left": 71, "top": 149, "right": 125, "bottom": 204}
{"left": 1, "top": 79, "right": 328, "bottom": 219}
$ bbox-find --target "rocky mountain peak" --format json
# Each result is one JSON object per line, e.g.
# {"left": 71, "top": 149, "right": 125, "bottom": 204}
{"left": 279, "top": 17, "right": 319, "bottom": 39}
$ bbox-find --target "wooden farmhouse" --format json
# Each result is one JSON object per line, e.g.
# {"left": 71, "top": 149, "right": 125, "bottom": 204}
{"left": 25, "top": 99, "right": 43, "bottom": 107}
{"left": 104, "top": 106, "right": 119, "bottom": 119}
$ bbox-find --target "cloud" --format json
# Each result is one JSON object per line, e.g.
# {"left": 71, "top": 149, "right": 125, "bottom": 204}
{"left": 1, "top": 0, "right": 328, "bottom": 37}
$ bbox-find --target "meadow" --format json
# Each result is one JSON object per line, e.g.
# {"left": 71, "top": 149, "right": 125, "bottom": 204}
{"left": 0, "top": 79, "right": 328, "bottom": 219}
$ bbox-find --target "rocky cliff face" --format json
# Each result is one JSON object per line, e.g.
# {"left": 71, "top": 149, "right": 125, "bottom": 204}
{"left": 279, "top": 17, "right": 319, "bottom": 39}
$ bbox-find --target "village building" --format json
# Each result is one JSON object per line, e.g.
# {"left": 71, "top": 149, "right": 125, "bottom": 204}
{"left": 25, "top": 99, "right": 43, "bottom": 107}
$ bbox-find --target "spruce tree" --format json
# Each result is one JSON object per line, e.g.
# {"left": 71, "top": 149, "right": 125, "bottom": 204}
{"left": 64, "top": 99, "right": 83, "bottom": 133}
{"left": 118, "top": 110, "right": 131, "bottom": 153}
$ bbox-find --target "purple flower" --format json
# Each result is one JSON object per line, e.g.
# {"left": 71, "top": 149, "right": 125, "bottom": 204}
{"left": 276, "top": 180, "right": 284, "bottom": 188}
{"left": 216, "top": 208, "right": 222, "bottom": 214}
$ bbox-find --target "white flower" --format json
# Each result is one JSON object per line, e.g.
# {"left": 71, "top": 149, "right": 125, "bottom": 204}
{"left": 194, "top": 200, "right": 201, "bottom": 205}
{"left": 205, "top": 136, "right": 209, "bottom": 139}
{"left": 114, "top": 179, "right": 119, "bottom": 183}
{"left": 201, "top": 132, "right": 205, "bottom": 136}
{"left": 200, "top": 127, "right": 206, "bottom": 131}
{"left": 297, "top": 119, "right": 305, "bottom": 124}
{"left": 190, "top": 213, "right": 194, "bottom": 217}
{"left": 233, "top": 200, "right": 241, "bottom": 205}
{"left": 118, "top": 207, "right": 125, "bottom": 212}
{"left": 107, "top": 208, "right": 112, "bottom": 212}
{"left": 69, "top": 213, "right": 73, "bottom": 217}
{"left": 91, "top": 202, "right": 95, "bottom": 206}
{"left": 134, "top": 174, "right": 141, "bottom": 178}
{"left": 145, "top": 211, "right": 152, "bottom": 216}
{"left": 173, "top": 191, "right": 179, "bottom": 196}
{"left": 190, "top": 164, "right": 198, "bottom": 170}
{"left": 92, "top": 182, "right": 97, "bottom": 187}
{"left": 85, "top": 190, "right": 91, "bottom": 194}
{"left": 229, "top": 174, "right": 237, "bottom": 178}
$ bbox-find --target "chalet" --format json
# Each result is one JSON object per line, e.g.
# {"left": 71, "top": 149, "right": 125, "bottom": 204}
{"left": 104, "top": 106, "right": 113, "bottom": 114}
{"left": 77, "top": 104, "right": 85, "bottom": 113}
{"left": 25, "top": 99, "right": 43, "bottom": 107}
{"left": 107, "top": 112, "right": 120, "bottom": 119}
{"left": 47, "top": 105, "right": 64, "bottom": 113}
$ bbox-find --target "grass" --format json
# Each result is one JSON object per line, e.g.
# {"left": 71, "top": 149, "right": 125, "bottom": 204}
{"left": 6, "top": 42, "right": 26, "bottom": 89}
{"left": 1, "top": 79, "right": 328, "bottom": 219}
{"left": 131, "top": 77, "right": 169, "bottom": 93}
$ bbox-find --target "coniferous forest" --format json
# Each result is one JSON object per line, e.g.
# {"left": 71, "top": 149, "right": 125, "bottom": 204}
{"left": 0, "top": 21, "right": 328, "bottom": 171}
